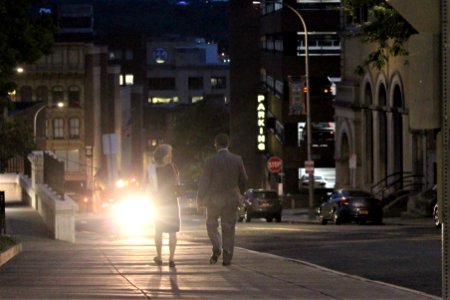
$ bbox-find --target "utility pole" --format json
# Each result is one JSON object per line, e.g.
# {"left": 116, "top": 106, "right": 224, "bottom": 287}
{"left": 442, "top": 0, "right": 450, "bottom": 297}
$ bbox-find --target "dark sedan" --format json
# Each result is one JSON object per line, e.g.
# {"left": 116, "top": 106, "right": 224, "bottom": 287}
{"left": 317, "top": 189, "right": 383, "bottom": 225}
{"left": 238, "top": 189, "right": 283, "bottom": 223}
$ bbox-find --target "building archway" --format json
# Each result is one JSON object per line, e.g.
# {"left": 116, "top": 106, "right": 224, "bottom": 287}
{"left": 364, "top": 82, "right": 374, "bottom": 184}
{"left": 340, "top": 132, "right": 351, "bottom": 188}
{"left": 378, "top": 83, "right": 388, "bottom": 181}
{"left": 392, "top": 84, "right": 404, "bottom": 177}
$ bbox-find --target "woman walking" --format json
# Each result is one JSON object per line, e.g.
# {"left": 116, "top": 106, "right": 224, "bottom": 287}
{"left": 150, "top": 144, "right": 181, "bottom": 267}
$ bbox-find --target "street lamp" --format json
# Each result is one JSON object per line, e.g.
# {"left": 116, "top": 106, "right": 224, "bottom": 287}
{"left": 253, "top": 0, "right": 315, "bottom": 220}
{"left": 34, "top": 102, "right": 64, "bottom": 145}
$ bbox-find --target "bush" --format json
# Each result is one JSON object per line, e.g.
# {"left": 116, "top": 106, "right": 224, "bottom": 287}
{"left": 0, "top": 235, "right": 17, "bottom": 251}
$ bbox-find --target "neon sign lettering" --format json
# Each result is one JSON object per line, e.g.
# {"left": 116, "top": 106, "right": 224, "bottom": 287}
{"left": 257, "top": 95, "right": 266, "bottom": 151}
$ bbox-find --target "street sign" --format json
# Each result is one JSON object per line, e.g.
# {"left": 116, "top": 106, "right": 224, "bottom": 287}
{"left": 267, "top": 156, "right": 283, "bottom": 173}
{"left": 305, "top": 160, "right": 314, "bottom": 175}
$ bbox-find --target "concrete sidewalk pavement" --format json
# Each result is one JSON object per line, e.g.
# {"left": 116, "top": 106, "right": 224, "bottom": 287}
{"left": 0, "top": 205, "right": 440, "bottom": 299}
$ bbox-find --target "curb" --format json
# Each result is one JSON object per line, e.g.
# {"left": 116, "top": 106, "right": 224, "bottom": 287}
{"left": 0, "top": 242, "right": 22, "bottom": 267}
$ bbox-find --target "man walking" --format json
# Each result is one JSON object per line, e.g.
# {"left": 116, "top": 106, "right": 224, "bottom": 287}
{"left": 197, "top": 133, "right": 248, "bottom": 266}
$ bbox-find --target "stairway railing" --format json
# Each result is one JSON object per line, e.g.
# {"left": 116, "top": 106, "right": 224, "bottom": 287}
{"left": 371, "top": 172, "right": 424, "bottom": 202}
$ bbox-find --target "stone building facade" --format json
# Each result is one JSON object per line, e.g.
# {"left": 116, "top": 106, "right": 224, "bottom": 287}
{"left": 335, "top": 1, "right": 441, "bottom": 197}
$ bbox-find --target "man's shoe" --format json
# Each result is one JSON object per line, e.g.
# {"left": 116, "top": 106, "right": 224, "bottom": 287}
{"left": 209, "top": 252, "right": 221, "bottom": 264}
{"left": 222, "top": 261, "right": 231, "bottom": 266}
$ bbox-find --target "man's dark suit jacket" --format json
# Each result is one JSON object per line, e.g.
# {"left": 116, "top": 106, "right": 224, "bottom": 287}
{"left": 197, "top": 149, "right": 248, "bottom": 209}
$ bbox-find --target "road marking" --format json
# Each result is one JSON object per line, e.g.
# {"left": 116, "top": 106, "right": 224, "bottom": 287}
{"left": 238, "top": 226, "right": 318, "bottom": 232}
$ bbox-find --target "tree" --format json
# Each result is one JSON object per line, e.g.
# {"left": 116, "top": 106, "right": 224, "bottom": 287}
{"left": 0, "top": 0, "right": 56, "bottom": 102}
{"left": 0, "top": 0, "right": 56, "bottom": 170}
{"left": 171, "top": 100, "right": 230, "bottom": 186}
{"left": 343, "top": 0, "right": 416, "bottom": 73}
{"left": 0, "top": 117, "right": 35, "bottom": 172}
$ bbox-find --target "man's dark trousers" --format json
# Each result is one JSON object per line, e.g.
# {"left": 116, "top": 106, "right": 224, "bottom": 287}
{"left": 206, "top": 201, "right": 237, "bottom": 264}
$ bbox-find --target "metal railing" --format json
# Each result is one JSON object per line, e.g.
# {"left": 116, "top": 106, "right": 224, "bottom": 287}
{"left": 371, "top": 171, "right": 424, "bottom": 202}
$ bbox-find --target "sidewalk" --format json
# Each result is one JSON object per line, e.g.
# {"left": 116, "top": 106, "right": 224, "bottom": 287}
{"left": 0, "top": 205, "right": 439, "bottom": 300}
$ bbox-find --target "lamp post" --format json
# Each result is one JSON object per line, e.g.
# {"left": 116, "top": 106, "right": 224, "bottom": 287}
{"left": 253, "top": 0, "right": 315, "bottom": 220}
{"left": 34, "top": 102, "right": 64, "bottom": 146}
{"left": 34, "top": 104, "right": 46, "bottom": 145}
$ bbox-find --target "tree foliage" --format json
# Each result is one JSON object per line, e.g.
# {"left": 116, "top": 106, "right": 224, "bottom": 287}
{"left": 343, "top": 0, "right": 416, "bottom": 73}
{"left": 0, "top": 0, "right": 56, "bottom": 170}
{"left": 0, "top": 0, "right": 56, "bottom": 101}
{"left": 171, "top": 100, "right": 229, "bottom": 185}
{"left": 0, "top": 117, "right": 36, "bottom": 172}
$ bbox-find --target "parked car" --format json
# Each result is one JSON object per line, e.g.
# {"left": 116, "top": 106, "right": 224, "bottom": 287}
{"left": 299, "top": 174, "right": 327, "bottom": 188}
{"left": 429, "top": 185, "right": 441, "bottom": 228}
{"left": 317, "top": 189, "right": 383, "bottom": 225}
{"left": 433, "top": 203, "right": 441, "bottom": 228}
{"left": 238, "top": 189, "right": 283, "bottom": 223}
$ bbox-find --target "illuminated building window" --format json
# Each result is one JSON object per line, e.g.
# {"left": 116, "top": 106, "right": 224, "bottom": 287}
{"left": 69, "top": 118, "right": 80, "bottom": 139}
{"left": 125, "top": 74, "right": 134, "bottom": 85}
{"left": 149, "top": 97, "right": 179, "bottom": 104}
{"left": 53, "top": 118, "right": 64, "bottom": 139}
{"left": 211, "top": 76, "right": 227, "bottom": 89}
{"left": 190, "top": 96, "right": 204, "bottom": 103}
{"left": 120, "top": 74, "right": 134, "bottom": 86}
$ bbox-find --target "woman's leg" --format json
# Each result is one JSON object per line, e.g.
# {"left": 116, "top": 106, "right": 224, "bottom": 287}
{"left": 169, "top": 232, "right": 177, "bottom": 261}
{"left": 154, "top": 229, "right": 163, "bottom": 259}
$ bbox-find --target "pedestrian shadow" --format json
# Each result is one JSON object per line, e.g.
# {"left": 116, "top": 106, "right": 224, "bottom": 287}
{"left": 148, "top": 264, "right": 180, "bottom": 298}
{"left": 169, "top": 266, "right": 180, "bottom": 297}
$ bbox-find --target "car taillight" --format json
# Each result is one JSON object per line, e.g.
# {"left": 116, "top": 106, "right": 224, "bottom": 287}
{"left": 339, "top": 197, "right": 349, "bottom": 206}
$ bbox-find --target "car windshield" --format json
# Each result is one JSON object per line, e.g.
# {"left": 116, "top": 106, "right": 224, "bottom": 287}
{"left": 253, "top": 191, "right": 277, "bottom": 198}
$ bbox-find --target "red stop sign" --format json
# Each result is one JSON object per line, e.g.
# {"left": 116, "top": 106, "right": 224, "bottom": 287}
{"left": 267, "top": 156, "right": 283, "bottom": 173}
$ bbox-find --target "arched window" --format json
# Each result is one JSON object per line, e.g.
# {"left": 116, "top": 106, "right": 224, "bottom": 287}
{"left": 68, "top": 86, "right": 80, "bottom": 107}
{"left": 52, "top": 86, "right": 64, "bottom": 106}
{"left": 393, "top": 85, "right": 403, "bottom": 109}
{"left": 20, "top": 86, "right": 33, "bottom": 101}
{"left": 36, "top": 86, "right": 49, "bottom": 102}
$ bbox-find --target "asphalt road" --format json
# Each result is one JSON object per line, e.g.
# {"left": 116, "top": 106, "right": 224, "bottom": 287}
{"left": 235, "top": 220, "right": 441, "bottom": 297}
{"left": 181, "top": 216, "right": 442, "bottom": 298}
{"left": 76, "top": 213, "right": 442, "bottom": 297}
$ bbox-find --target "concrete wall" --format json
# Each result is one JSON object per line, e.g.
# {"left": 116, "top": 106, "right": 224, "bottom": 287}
{"left": 0, "top": 171, "right": 77, "bottom": 243}
{"left": 0, "top": 174, "right": 22, "bottom": 202}
{"left": 25, "top": 152, "right": 78, "bottom": 243}
{"left": 35, "top": 183, "right": 77, "bottom": 243}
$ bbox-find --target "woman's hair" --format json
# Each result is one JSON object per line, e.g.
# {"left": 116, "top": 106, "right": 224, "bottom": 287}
{"left": 153, "top": 144, "right": 172, "bottom": 165}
